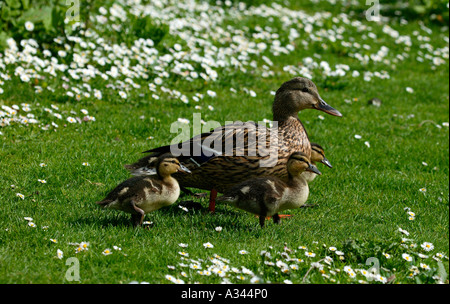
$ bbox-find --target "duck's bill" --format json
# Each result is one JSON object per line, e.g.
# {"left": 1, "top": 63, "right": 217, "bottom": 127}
{"left": 321, "top": 157, "right": 333, "bottom": 168}
{"left": 315, "top": 98, "right": 342, "bottom": 117}
{"left": 307, "top": 164, "right": 322, "bottom": 175}
{"left": 178, "top": 164, "right": 192, "bottom": 174}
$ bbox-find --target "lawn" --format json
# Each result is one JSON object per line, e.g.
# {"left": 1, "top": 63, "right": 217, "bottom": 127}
{"left": 0, "top": 0, "right": 448, "bottom": 284}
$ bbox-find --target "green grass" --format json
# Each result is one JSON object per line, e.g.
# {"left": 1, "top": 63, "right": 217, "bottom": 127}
{"left": 0, "top": 0, "right": 448, "bottom": 284}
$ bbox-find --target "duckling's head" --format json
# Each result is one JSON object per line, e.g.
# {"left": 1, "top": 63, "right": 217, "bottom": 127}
{"left": 287, "top": 151, "right": 322, "bottom": 177}
{"left": 272, "top": 77, "right": 342, "bottom": 120}
{"left": 156, "top": 154, "right": 191, "bottom": 178}
{"left": 311, "top": 143, "right": 332, "bottom": 168}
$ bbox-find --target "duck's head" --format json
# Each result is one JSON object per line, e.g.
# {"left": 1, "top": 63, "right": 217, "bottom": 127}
{"left": 156, "top": 154, "right": 191, "bottom": 178}
{"left": 287, "top": 151, "right": 322, "bottom": 177}
{"left": 272, "top": 77, "right": 342, "bottom": 120}
{"left": 310, "top": 143, "right": 332, "bottom": 168}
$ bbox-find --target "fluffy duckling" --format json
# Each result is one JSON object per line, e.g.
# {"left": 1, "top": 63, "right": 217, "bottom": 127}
{"left": 96, "top": 154, "right": 191, "bottom": 226}
{"left": 216, "top": 152, "right": 321, "bottom": 227}
{"left": 302, "top": 143, "right": 332, "bottom": 183}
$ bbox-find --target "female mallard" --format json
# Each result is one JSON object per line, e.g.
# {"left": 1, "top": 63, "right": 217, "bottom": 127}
{"left": 216, "top": 152, "right": 321, "bottom": 227}
{"left": 125, "top": 77, "right": 341, "bottom": 212}
{"left": 97, "top": 154, "right": 191, "bottom": 226}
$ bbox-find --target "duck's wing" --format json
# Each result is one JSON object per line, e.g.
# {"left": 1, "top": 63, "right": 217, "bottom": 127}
{"left": 125, "top": 121, "right": 277, "bottom": 176}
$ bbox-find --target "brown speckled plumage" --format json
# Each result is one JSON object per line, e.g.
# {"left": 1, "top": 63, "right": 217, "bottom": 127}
{"left": 125, "top": 77, "right": 341, "bottom": 195}
{"left": 216, "top": 152, "right": 321, "bottom": 227}
{"left": 98, "top": 155, "right": 190, "bottom": 226}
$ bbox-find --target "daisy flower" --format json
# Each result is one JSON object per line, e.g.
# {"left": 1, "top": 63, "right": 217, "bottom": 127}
{"left": 189, "top": 263, "right": 201, "bottom": 270}
{"left": 239, "top": 250, "right": 248, "bottom": 255}
{"left": 16, "top": 193, "right": 25, "bottom": 200}
{"left": 82, "top": 162, "right": 90, "bottom": 166}
{"left": 28, "top": 222, "right": 37, "bottom": 228}
{"left": 76, "top": 242, "right": 89, "bottom": 253}
{"left": 206, "top": 90, "right": 217, "bottom": 97}
{"left": 375, "top": 275, "right": 387, "bottom": 283}
{"left": 66, "top": 117, "right": 77, "bottom": 123}
{"left": 50, "top": 239, "right": 57, "bottom": 244}
{"left": 203, "top": 242, "right": 214, "bottom": 249}
{"left": 178, "top": 243, "right": 188, "bottom": 248}
{"left": 215, "top": 226, "right": 222, "bottom": 232}
{"left": 382, "top": 253, "right": 391, "bottom": 259}
{"left": 305, "top": 251, "right": 316, "bottom": 257}
{"left": 178, "top": 251, "right": 189, "bottom": 257}
{"left": 420, "top": 263, "right": 430, "bottom": 270}
{"left": 398, "top": 227, "right": 410, "bottom": 236}
{"left": 39, "top": 163, "right": 47, "bottom": 167}
{"left": 56, "top": 249, "right": 64, "bottom": 259}
{"left": 37, "top": 179, "right": 47, "bottom": 184}
{"left": 421, "top": 242, "right": 434, "bottom": 252}
{"left": 102, "top": 248, "right": 112, "bottom": 256}
{"left": 25, "top": 21, "right": 35, "bottom": 31}
{"left": 402, "top": 253, "right": 413, "bottom": 262}
{"left": 250, "top": 276, "right": 262, "bottom": 284}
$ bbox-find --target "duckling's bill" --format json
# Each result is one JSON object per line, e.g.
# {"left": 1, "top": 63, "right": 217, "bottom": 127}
{"left": 321, "top": 157, "right": 332, "bottom": 168}
{"left": 178, "top": 164, "right": 192, "bottom": 174}
{"left": 307, "top": 164, "right": 322, "bottom": 175}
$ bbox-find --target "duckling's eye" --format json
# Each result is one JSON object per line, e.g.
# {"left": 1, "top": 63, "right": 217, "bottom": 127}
{"left": 302, "top": 88, "right": 309, "bottom": 93}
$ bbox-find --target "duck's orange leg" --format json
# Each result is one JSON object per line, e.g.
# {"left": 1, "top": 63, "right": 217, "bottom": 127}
{"left": 208, "top": 188, "right": 218, "bottom": 213}
{"left": 278, "top": 214, "right": 293, "bottom": 218}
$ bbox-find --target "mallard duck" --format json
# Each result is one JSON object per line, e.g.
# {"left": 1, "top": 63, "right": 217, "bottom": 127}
{"left": 216, "top": 152, "right": 321, "bottom": 227}
{"left": 302, "top": 143, "right": 332, "bottom": 183}
{"left": 97, "top": 154, "right": 191, "bottom": 226}
{"left": 125, "top": 77, "right": 341, "bottom": 212}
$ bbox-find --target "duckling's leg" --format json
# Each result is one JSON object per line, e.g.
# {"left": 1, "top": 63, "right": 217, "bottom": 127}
{"left": 130, "top": 201, "right": 145, "bottom": 227}
{"left": 208, "top": 188, "right": 218, "bottom": 213}
{"left": 272, "top": 213, "right": 281, "bottom": 225}
{"left": 259, "top": 215, "right": 266, "bottom": 228}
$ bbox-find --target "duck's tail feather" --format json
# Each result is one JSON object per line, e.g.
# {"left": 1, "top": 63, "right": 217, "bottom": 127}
{"left": 96, "top": 199, "right": 113, "bottom": 207}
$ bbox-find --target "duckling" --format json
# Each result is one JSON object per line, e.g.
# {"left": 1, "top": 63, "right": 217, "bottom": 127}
{"left": 302, "top": 143, "right": 332, "bottom": 183}
{"left": 96, "top": 154, "right": 191, "bottom": 226}
{"left": 216, "top": 152, "right": 321, "bottom": 227}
